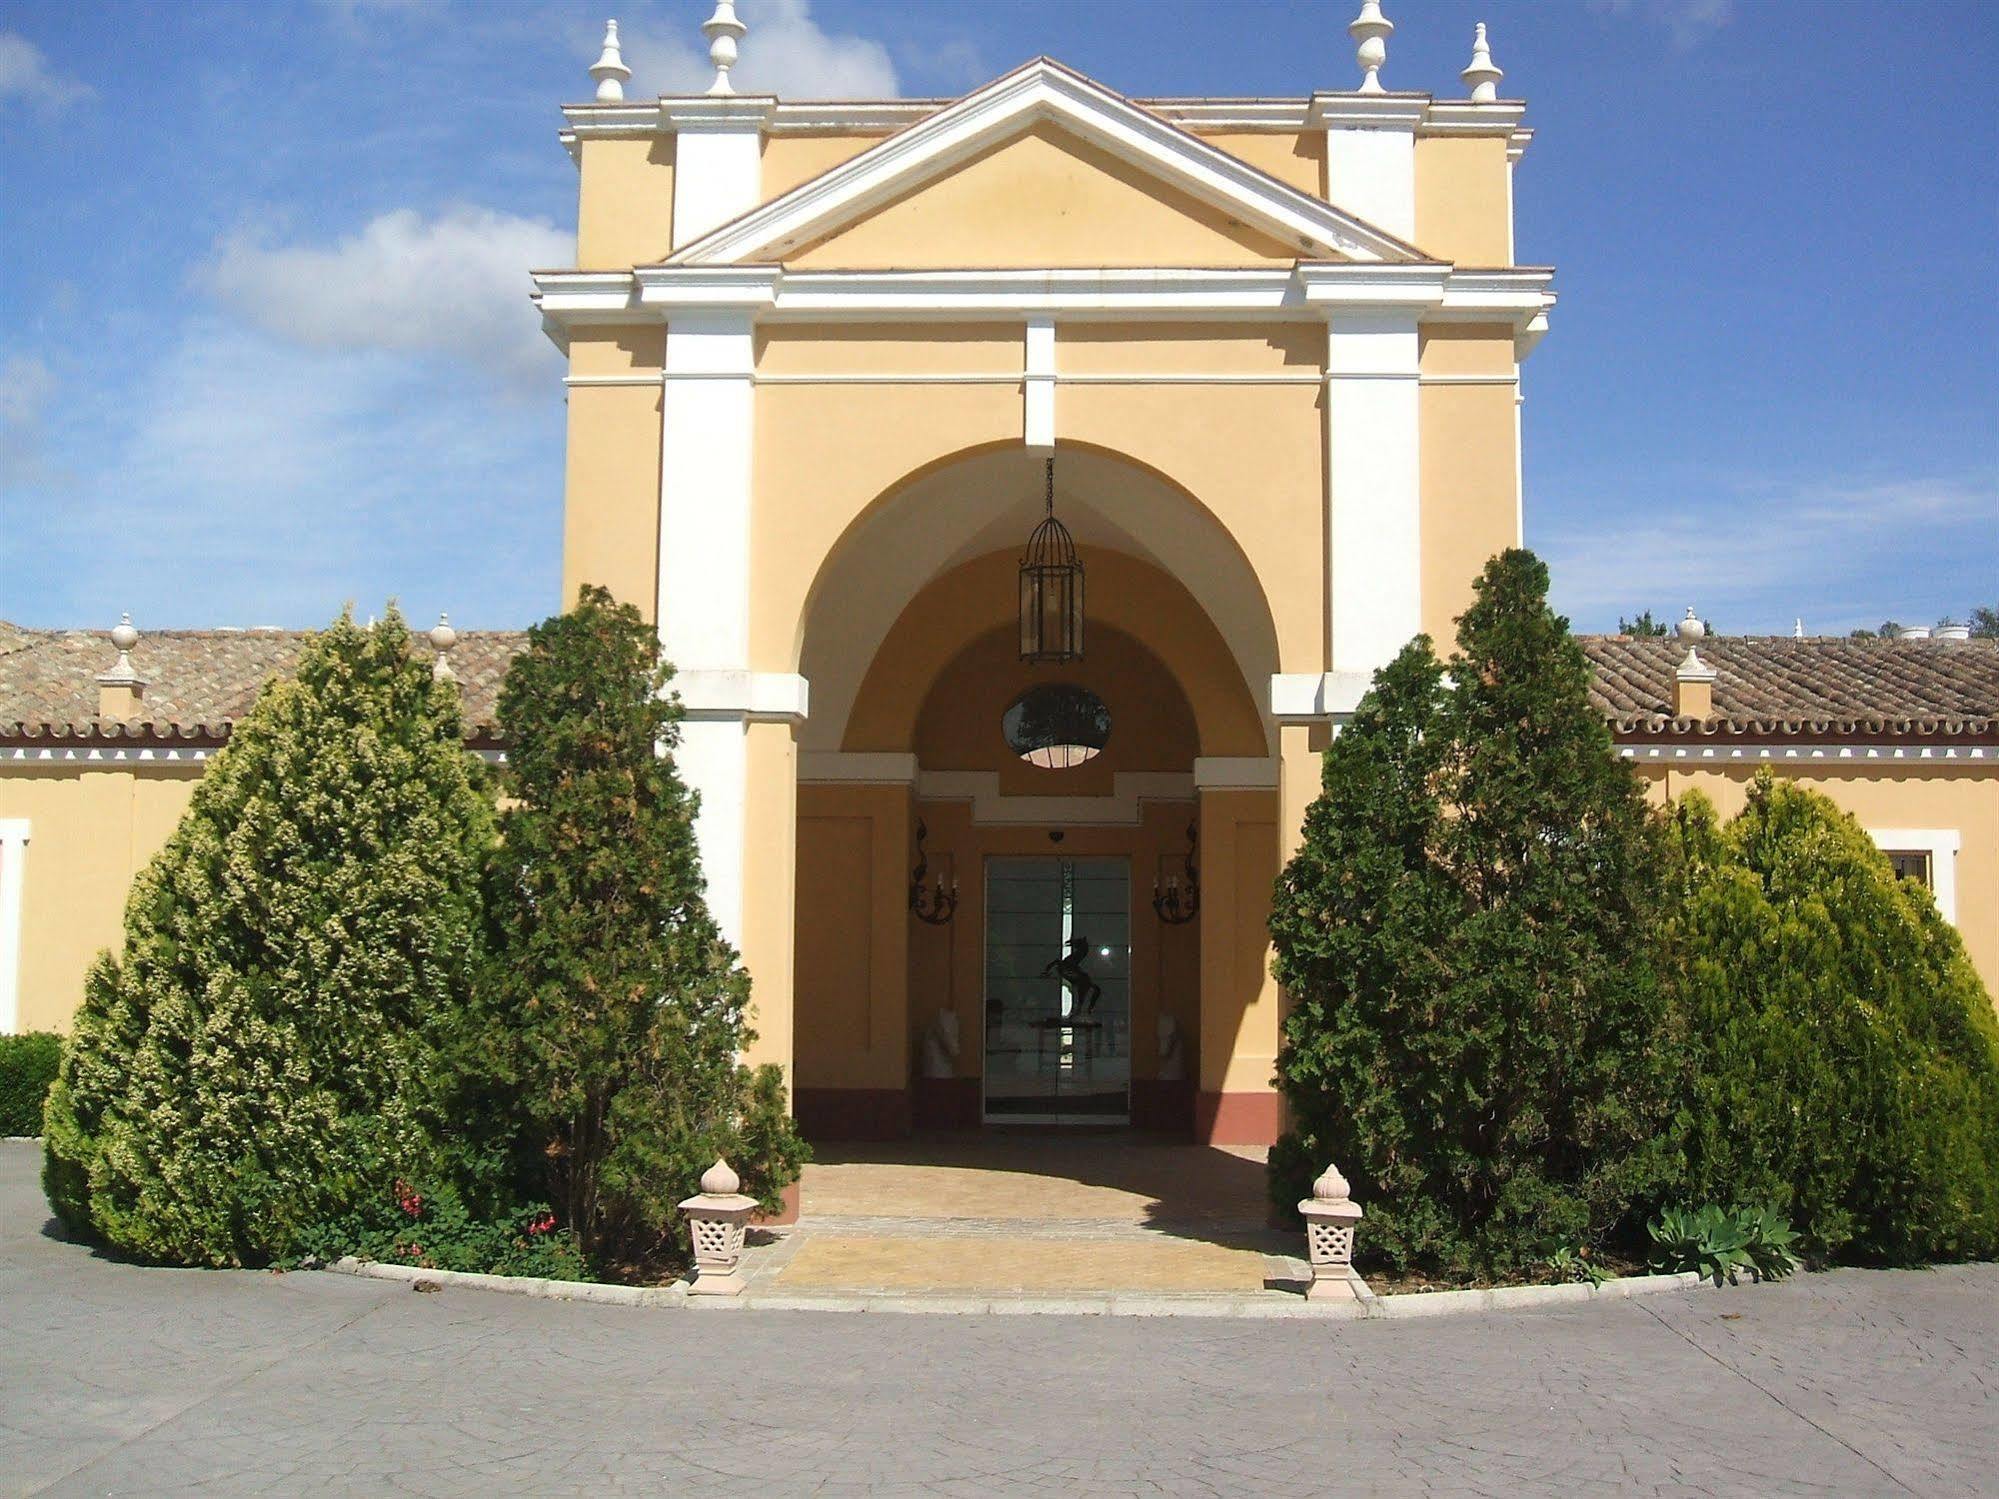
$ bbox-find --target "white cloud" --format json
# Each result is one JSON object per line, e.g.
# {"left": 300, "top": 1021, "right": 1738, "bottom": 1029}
{"left": 1538, "top": 475, "right": 1994, "bottom": 634}
{"left": 620, "top": 0, "right": 899, "bottom": 99}
{"left": 1588, "top": 0, "right": 1735, "bottom": 50}
{"left": 0, "top": 30, "right": 94, "bottom": 107}
{"left": 3, "top": 322, "right": 564, "bottom": 627}
{"left": 0, "top": 354, "right": 54, "bottom": 487}
{"left": 201, "top": 208, "right": 568, "bottom": 393}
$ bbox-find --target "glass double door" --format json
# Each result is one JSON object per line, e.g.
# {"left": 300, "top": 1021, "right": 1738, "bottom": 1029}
{"left": 982, "top": 857, "right": 1131, "bottom": 1123}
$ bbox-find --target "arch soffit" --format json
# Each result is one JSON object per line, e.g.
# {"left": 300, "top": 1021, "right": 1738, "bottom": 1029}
{"left": 794, "top": 441, "right": 1282, "bottom": 755}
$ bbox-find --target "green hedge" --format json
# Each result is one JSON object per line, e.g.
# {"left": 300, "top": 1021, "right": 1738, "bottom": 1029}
{"left": 0, "top": 1033, "right": 62, "bottom": 1137}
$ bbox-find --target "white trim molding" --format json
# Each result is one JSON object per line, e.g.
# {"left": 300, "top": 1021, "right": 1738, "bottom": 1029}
{"left": 0, "top": 819, "right": 27, "bottom": 1035}
{"left": 1192, "top": 757, "right": 1279, "bottom": 790}
{"left": 1867, "top": 827, "right": 1961, "bottom": 924}
{"left": 916, "top": 769, "right": 1195, "bottom": 826}
{"left": 1270, "top": 672, "right": 1374, "bottom": 722}
{"left": 673, "top": 670, "right": 809, "bottom": 723}
{"left": 662, "top": 58, "right": 1423, "bottom": 268}
{"left": 798, "top": 751, "right": 920, "bottom": 786}
{"left": 1, "top": 744, "right": 218, "bottom": 765}
{"left": 1617, "top": 743, "right": 1992, "bottom": 764}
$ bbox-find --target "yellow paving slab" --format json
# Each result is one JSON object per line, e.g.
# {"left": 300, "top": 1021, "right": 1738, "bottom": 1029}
{"left": 776, "top": 1233, "right": 1269, "bottom": 1294}
{"left": 801, "top": 1137, "right": 1270, "bottom": 1224}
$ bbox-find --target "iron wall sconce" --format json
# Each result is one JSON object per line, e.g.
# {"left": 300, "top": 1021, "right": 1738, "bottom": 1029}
{"left": 1152, "top": 820, "right": 1200, "bottom": 925}
{"left": 909, "top": 819, "right": 959, "bottom": 925}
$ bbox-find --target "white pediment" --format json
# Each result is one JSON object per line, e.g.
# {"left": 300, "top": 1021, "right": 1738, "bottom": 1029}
{"left": 664, "top": 58, "right": 1427, "bottom": 268}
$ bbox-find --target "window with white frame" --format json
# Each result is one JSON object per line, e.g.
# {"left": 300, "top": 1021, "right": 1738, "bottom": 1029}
{"left": 0, "top": 820, "right": 28, "bottom": 1036}
{"left": 1867, "top": 828, "right": 1958, "bottom": 925}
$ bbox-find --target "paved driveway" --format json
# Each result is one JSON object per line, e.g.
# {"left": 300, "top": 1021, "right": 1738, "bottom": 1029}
{"left": 1, "top": 1141, "right": 1992, "bottom": 1497}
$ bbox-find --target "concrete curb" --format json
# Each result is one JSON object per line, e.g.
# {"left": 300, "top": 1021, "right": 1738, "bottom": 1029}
{"left": 323, "top": 1256, "right": 1703, "bottom": 1320}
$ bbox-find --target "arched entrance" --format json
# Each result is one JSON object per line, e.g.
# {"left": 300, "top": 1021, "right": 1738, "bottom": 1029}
{"left": 789, "top": 445, "right": 1286, "bottom": 1145}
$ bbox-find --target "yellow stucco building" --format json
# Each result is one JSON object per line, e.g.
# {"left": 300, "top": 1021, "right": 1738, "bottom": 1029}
{"left": 3, "top": 10, "right": 1995, "bottom": 1149}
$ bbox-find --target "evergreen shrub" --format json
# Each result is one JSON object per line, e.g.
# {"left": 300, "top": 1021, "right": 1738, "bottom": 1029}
{"left": 1270, "top": 550, "right": 1677, "bottom": 1277}
{"left": 481, "top": 586, "right": 806, "bottom": 1273}
{"left": 1663, "top": 777, "right": 1999, "bottom": 1263}
{"left": 41, "top": 609, "right": 494, "bottom": 1266}
{"left": 0, "top": 1033, "right": 61, "bottom": 1136}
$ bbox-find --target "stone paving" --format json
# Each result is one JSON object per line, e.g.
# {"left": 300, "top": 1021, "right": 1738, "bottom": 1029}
{"left": 3, "top": 1139, "right": 1996, "bottom": 1496}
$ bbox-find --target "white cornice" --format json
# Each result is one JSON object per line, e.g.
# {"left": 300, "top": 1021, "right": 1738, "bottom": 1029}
{"left": 662, "top": 58, "right": 1424, "bottom": 269}
{"left": 917, "top": 769, "right": 1195, "bottom": 826}
{"left": 1306, "top": 92, "right": 1430, "bottom": 130}
{"left": 533, "top": 264, "right": 1556, "bottom": 341}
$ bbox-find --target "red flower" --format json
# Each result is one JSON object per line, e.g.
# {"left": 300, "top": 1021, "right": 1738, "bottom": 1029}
{"left": 393, "top": 1179, "right": 424, "bottom": 1218}
{"left": 525, "top": 1211, "right": 557, "bottom": 1236}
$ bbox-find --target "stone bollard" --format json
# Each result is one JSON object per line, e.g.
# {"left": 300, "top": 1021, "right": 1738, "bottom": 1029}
{"left": 679, "top": 1158, "right": 758, "bottom": 1296}
{"left": 1297, "top": 1163, "right": 1365, "bottom": 1302}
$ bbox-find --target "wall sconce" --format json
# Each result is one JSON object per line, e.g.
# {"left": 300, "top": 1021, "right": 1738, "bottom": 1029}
{"left": 1152, "top": 820, "right": 1200, "bottom": 925}
{"left": 909, "top": 818, "right": 959, "bottom": 926}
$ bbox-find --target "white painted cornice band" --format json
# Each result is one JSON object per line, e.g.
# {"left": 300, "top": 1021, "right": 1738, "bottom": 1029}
{"left": 1270, "top": 671, "right": 1374, "bottom": 722}
{"left": 534, "top": 264, "right": 1556, "bottom": 333}
{"left": 558, "top": 93, "right": 1530, "bottom": 158}
{"left": 798, "top": 751, "right": 919, "bottom": 785}
{"left": 917, "top": 769, "right": 1195, "bottom": 826}
{"left": 671, "top": 669, "right": 809, "bottom": 722}
{"left": 1617, "top": 743, "right": 1992, "bottom": 763}
{"left": 1193, "top": 756, "right": 1279, "bottom": 789}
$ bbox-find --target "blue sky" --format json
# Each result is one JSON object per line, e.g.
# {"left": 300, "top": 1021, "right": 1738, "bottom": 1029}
{"left": 2, "top": 0, "right": 1993, "bottom": 636}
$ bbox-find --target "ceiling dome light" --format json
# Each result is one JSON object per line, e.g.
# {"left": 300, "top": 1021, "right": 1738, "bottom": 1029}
{"left": 1003, "top": 683, "right": 1110, "bottom": 770}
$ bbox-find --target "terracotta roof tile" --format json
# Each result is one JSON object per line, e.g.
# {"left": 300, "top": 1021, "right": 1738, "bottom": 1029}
{"left": 0, "top": 626, "right": 526, "bottom": 745}
{"left": 1580, "top": 635, "right": 1999, "bottom": 738}
{"left": 1, "top": 626, "right": 1993, "bottom": 746}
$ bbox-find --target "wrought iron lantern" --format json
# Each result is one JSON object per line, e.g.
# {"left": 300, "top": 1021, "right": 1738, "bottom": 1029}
{"left": 1019, "top": 455, "right": 1084, "bottom": 663}
{"left": 908, "top": 819, "right": 959, "bottom": 925}
{"left": 1151, "top": 820, "right": 1200, "bottom": 925}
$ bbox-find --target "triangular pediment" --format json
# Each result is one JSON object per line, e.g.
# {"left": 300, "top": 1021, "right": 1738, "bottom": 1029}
{"left": 667, "top": 57, "right": 1424, "bottom": 268}
{"left": 787, "top": 122, "right": 1304, "bottom": 269}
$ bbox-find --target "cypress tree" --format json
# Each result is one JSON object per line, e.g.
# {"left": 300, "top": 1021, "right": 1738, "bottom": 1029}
{"left": 1665, "top": 776, "right": 1999, "bottom": 1262}
{"left": 42, "top": 609, "right": 493, "bottom": 1266}
{"left": 482, "top": 586, "right": 804, "bottom": 1271}
{"left": 1272, "top": 550, "right": 1676, "bottom": 1276}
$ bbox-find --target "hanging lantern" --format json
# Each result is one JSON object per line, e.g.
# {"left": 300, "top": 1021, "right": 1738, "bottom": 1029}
{"left": 1019, "top": 455, "right": 1084, "bottom": 663}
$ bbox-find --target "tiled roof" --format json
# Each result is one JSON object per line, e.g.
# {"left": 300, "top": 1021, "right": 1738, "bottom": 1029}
{"left": 1581, "top": 635, "right": 1999, "bottom": 739}
{"left": 1, "top": 626, "right": 1994, "bottom": 746}
{"left": 0, "top": 626, "right": 526, "bottom": 744}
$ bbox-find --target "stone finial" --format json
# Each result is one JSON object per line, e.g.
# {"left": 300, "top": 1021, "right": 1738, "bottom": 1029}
{"left": 1298, "top": 1160, "right": 1366, "bottom": 1302}
{"left": 702, "top": 0, "right": 746, "bottom": 96}
{"left": 1794, "top": 617, "right": 1805, "bottom": 639}
{"left": 699, "top": 1157, "right": 741, "bottom": 1195}
{"left": 1675, "top": 606, "right": 1705, "bottom": 643}
{"left": 590, "top": 19, "right": 631, "bottom": 102}
{"left": 1461, "top": 22, "right": 1503, "bottom": 103}
{"left": 1349, "top": 2, "right": 1394, "bottom": 94}
{"left": 97, "top": 613, "right": 149, "bottom": 721}
{"left": 681, "top": 1158, "right": 757, "bottom": 1295}
{"left": 429, "top": 613, "right": 458, "bottom": 683}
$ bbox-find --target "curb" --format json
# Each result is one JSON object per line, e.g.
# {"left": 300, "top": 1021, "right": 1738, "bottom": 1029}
{"left": 323, "top": 1256, "right": 1702, "bottom": 1320}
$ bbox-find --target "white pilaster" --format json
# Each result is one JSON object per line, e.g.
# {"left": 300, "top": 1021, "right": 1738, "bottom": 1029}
{"left": 668, "top": 98, "right": 774, "bottom": 250}
{"left": 1024, "top": 316, "right": 1055, "bottom": 450}
{"left": 0, "top": 820, "right": 28, "bottom": 1035}
{"left": 1325, "top": 310, "right": 1422, "bottom": 677}
{"left": 1311, "top": 96, "right": 1423, "bottom": 246}
{"left": 656, "top": 274, "right": 796, "bottom": 951}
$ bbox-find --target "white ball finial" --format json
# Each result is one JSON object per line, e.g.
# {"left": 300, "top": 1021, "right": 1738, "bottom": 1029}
{"left": 590, "top": 20, "right": 631, "bottom": 102}
{"left": 1350, "top": 1, "right": 1394, "bottom": 94}
{"left": 429, "top": 613, "right": 458, "bottom": 682}
{"left": 703, "top": 0, "right": 746, "bottom": 96}
{"left": 1461, "top": 22, "right": 1503, "bottom": 103}
{"left": 1676, "top": 607, "right": 1706, "bottom": 643}
{"left": 111, "top": 612, "right": 140, "bottom": 653}
{"left": 700, "top": 1158, "right": 741, "bottom": 1195}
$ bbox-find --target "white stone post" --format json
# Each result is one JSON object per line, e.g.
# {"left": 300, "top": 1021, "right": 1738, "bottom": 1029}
{"left": 1298, "top": 1163, "right": 1365, "bottom": 1301}
{"left": 679, "top": 1158, "right": 758, "bottom": 1295}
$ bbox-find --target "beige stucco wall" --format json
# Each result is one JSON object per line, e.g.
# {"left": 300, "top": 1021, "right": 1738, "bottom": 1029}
{"left": 1191, "top": 129, "right": 1324, "bottom": 197}
{"left": 788, "top": 124, "right": 1304, "bottom": 269}
{"left": 1, "top": 763, "right": 203, "bottom": 1034}
{"left": 1414, "top": 134, "right": 1513, "bottom": 265}
{"left": 575, "top": 135, "right": 676, "bottom": 268}
{"left": 760, "top": 132, "right": 890, "bottom": 201}
{"left": 1638, "top": 763, "right": 1999, "bottom": 1002}
{"left": 1419, "top": 324, "right": 1520, "bottom": 643}
{"left": 562, "top": 326, "right": 664, "bottom": 620}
